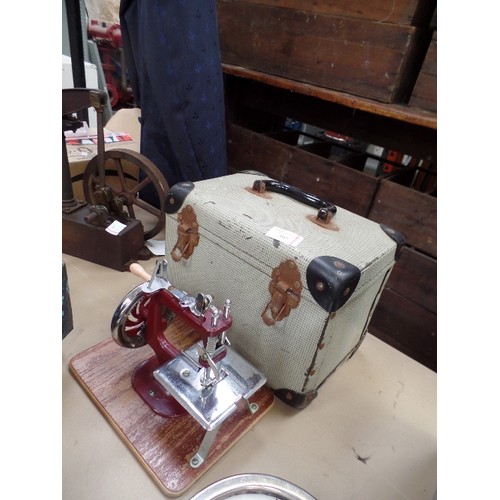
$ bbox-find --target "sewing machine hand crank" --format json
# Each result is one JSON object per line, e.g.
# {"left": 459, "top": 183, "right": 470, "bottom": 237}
{"left": 111, "top": 259, "right": 232, "bottom": 377}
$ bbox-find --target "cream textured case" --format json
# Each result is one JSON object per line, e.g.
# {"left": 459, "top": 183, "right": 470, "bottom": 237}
{"left": 164, "top": 172, "right": 404, "bottom": 408}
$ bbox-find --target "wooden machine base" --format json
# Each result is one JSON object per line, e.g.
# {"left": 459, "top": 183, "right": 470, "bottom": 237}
{"left": 70, "top": 337, "right": 274, "bottom": 497}
{"left": 62, "top": 208, "right": 144, "bottom": 272}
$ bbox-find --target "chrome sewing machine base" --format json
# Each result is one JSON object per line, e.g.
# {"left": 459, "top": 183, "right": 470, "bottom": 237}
{"left": 155, "top": 341, "right": 266, "bottom": 468}
{"left": 155, "top": 341, "right": 265, "bottom": 431}
{"left": 109, "top": 258, "right": 271, "bottom": 471}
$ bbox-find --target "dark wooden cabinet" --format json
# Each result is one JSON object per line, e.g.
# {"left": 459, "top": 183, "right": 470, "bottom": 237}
{"left": 217, "top": 0, "right": 437, "bottom": 371}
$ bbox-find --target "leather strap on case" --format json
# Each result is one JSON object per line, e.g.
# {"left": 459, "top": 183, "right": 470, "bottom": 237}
{"left": 170, "top": 205, "right": 199, "bottom": 261}
{"left": 261, "top": 260, "right": 302, "bottom": 326}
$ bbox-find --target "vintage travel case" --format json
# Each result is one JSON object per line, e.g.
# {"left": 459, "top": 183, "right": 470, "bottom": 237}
{"left": 164, "top": 172, "right": 404, "bottom": 408}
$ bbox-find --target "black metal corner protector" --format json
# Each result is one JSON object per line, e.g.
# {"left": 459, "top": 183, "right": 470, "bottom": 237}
{"left": 274, "top": 388, "right": 318, "bottom": 409}
{"left": 165, "top": 181, "right": 195, "bottom": 214}
{"left": 306, "top": 256, "right": 361, "bottom": 313}
{"left": 380, "top": 224, "right": 405, "bottom": 261}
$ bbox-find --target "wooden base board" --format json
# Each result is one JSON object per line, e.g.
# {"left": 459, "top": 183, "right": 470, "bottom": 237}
{"left": 70, "top": 338, "right": 274, "bottom": 497}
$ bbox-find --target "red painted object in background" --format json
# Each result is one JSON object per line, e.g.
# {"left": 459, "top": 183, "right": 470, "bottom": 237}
{"left": 88, "top": 19, "right": 135, "bottom": 108}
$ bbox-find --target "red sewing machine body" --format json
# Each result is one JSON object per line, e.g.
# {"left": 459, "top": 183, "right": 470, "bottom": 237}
{"left": 111, "top": 259, "right": 233, "bottom": 417}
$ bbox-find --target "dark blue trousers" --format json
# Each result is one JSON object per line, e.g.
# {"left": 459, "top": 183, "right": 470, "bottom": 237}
{"left": 120, "top": 0, "right": 228, "bottom": 200}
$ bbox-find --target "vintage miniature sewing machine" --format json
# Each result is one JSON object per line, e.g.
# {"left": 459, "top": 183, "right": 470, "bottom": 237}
{"left": 110, "top": 258, "right": 268, "bottom": 468}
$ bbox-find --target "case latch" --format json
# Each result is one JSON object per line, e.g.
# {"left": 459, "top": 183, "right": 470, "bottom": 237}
{"left": 262, "top": 260, "right": 302, "bottom": 326}
{"left": 170, "top": 205, "right": 199, "bottom": 261}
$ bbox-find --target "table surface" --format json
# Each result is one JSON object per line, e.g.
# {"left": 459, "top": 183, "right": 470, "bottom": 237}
{"left": 62, "top": 253, "right": 436, "bottom": 500}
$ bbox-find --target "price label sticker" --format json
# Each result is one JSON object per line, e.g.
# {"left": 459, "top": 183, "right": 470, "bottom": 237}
{"left": 106, "top": 220, "right": 127, "bottom": 236}
{"left": 265, "top": 226, "right": 304, "bottom": 247}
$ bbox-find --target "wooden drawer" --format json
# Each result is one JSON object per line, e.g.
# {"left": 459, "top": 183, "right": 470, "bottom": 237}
{"left": 227, "top": 124, "right": 379, "bottom": 216}
{"left": 224, "top": 75, "right": 437, "bottom": 161}
{"left": 386, "top": 246, "right": 436, "bottom": 314}
{"left": 409, "top": 31, "right": 437, "bottom": 112}
{"left": 369, "top": 289, "right": 436, "bottom": 371}
{"left": 228, "top": 0, "right": 436, "bottom": 26}
{"left": 217, "top": 0, "right": 428, "bottom": 103}
{"left": 371, "top": 245, "right": 437, "bottom": 371}
{"left": 368, "top": 173, "right": 436, "bottom": 257}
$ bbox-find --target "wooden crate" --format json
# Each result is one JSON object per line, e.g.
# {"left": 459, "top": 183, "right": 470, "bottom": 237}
{"left": 223, "top": 75, "right": 437, "bottom": 160}
{"left": 368, "top": 245, "right": 436, "bottom": 371}
{"left": 409, "top": 31, "right": 437, "bottom": 112}
{"left": 227, "top": 0, "right": 436, "bottom": 26}
{"left": 217, "top": 0, "right": 428, "bottom": 103}
{"left": 369, "top": 288, "right": 436, "bottom": 371}
{"left": 368, "top": 173, "right": 437, "bottom": 258}
{"left": 227, "top": 123, "right": 379, "bottom": 217}
{"left": 384, "top": 246, "right": 436, "bottom": 314}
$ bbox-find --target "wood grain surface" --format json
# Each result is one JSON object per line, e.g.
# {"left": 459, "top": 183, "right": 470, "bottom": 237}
{"left": 70, "top": 336, "right": 274, "bottom": 497}
{"left": 217, "top": 1, "right": 426, "bottom": 103}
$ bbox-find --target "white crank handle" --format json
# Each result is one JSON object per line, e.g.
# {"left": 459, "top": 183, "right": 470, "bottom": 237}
{"left": 129, "top": 262, "right": 152, "bottom": 282}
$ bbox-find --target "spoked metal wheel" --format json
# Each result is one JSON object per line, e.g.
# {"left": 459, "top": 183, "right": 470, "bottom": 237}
{"left": 111, "top": 285, "right": 172, "bottom": 349}
{"left": 111, "top": 285, "right": 150, "bottom": 348}
{"left": 83, "top": 148, "right": 169, "bottom": 240}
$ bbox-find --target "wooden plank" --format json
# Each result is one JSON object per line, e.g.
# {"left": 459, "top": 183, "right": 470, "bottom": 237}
{"left": 223, "top": 0, "right": 436, "bottom": 26}
{"left": 369, "top": 289, "right": 437, "bottom": 371}
{"left": 224, "top": 75, "right": 437, "bottom": 161}
{"left": 227, "top": 124, "right": 379, "bottom": 216}
{"left": 223, "top": 65, "right": 437, "bottom": 130}
{"left": 227, "top": 124, "right": 292, "bottom": 177}
{"left": 217, "top": 1, "right": 426, "bottom": 103}
{"left": 280, "top": 149, "right": 377, "bottom": 217}
{"left": 387, "top": 247, "right": 436, "bottom": 314}
{"left": 70, "top": 337, "right": 275, "bottom": 497}
{"left": 409, "top": 31, "right": 437, "bottom": 112}
{"left": 368, "top": 178, "right": 437, "bottom": 257}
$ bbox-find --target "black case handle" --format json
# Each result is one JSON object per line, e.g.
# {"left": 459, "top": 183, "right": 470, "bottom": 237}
{"left": 252, "top": 179, "right": 337, "bottom": 221}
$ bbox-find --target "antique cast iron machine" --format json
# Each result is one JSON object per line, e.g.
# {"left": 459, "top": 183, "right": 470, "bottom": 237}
{"left": 62, "top": 88, "right": 169, "bottom": 270}
{"left": 62, "top": 88, "right": 144, "bottom": 270}
{"left": 111, "top": 259, "right": 268, "bottom": 468}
